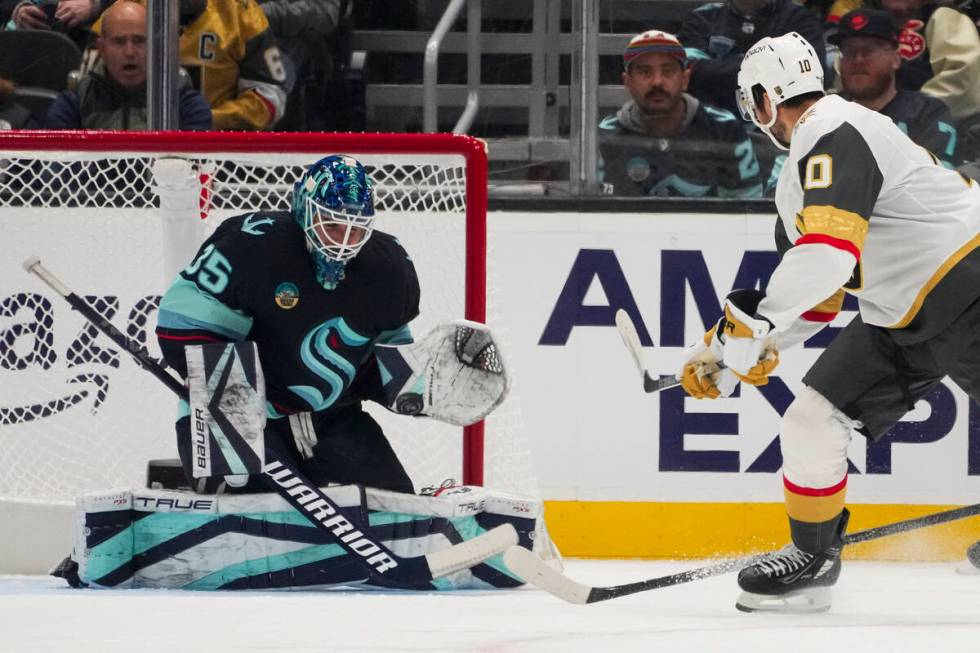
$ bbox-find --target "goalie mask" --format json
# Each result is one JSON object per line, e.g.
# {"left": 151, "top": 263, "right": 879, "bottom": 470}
{"left": 292, "top": 155, "right": 375, "bottom": 290}
{"left": 735, "top": 33, "right": 824, "bottom": 150}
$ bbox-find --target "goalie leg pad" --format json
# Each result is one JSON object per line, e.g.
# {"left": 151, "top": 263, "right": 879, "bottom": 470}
{"left": 63, "top": 485, "right": 551, "bottom": 591}
{"left": 185, "top": 341, "right": 267, "bottom": 484}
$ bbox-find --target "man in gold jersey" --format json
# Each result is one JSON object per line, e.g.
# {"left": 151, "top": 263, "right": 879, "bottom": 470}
{"left": 176, "top": 0, "right": 286, "bottom": 130}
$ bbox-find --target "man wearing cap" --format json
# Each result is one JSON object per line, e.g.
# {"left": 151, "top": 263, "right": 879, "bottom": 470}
{"left": 598, "top": 30, "right": 763, "bottom": 198}
{"left": 831, "top": 8, "right": 962, "bottom": 167}
{"left": 873, "top": 0, "right": 980, "bottom": 124}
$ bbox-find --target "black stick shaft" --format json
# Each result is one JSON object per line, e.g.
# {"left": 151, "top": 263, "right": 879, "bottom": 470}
{"left": 23, "top": 256, "right": 189, "bottom": 400}
{"left": 843, "top": 503, "right": 980, "bottom": 545}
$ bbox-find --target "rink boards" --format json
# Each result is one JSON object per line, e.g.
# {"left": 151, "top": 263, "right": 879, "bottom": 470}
{"left": 3, "top": 206, "right": 979, "bottom": 565}
{"left": 491, "top": 209, "right": 980, "bottom": 559}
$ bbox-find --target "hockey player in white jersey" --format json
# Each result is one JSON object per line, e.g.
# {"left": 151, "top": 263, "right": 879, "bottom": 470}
{"left": 678, "top": 32, "right": 980, "bottom": 613}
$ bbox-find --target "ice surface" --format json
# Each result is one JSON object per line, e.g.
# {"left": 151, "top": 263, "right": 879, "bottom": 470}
{"left": 1, "top": 559, "right": 978, "bottom": 652}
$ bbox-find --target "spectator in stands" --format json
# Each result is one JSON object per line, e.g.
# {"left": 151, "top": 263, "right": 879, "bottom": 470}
{"left": 0, "top": 75, "right": 40, "bottom": 128}
{"left": 90, "top": 0, "right": 287, "bottom": 130}
{"left": 45, "top": 1, "right": 211, "bottom": 130}
{"left": 257, "top": 0, "right": 346, "bottom": 130}
{"left": 5, "top": 0, "right": 108, "bottom": 49}
{"left": 678, "top": 0, "right": 828, "bottom": 116}
{"left": 872, "top": 0, "right": 980, "bottom": 122}
{"left": 831, "top": 8, "right": 962, "bottom": 166}
{"left": 598, "top": 30, "right": 763, "bottom": 198}
{"left": 177, "top": 0, "right": 287, "bottom": 130}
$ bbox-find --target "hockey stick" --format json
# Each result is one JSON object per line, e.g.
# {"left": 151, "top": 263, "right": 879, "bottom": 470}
{"left": 503, "top": 502, "right": 980, "bottom": 604}
{"left": 24, "top": 256, "right": 518, "bottom": 585}
{"left": 614, "top": 309, "right": 680, "bottom": 393}
{"left": 615, "top": 309, "right": 729, "bottom": 394}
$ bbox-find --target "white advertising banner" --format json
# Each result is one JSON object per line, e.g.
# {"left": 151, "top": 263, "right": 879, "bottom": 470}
{"left": 489, "top": 210, "right": 980, "bottom": 505}
{"left": 3, "top": 207, "right": 979, "bottom": 508}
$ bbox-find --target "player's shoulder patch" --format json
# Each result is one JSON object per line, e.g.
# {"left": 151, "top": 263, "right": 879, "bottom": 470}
{"left": 796, "top": 106, "right": 819, "bottom": 127}
{"left": 238, "top": 212, "right": 278, "bottom": 236}
{"left": 790, "top": 97, "right": 846, "bottom": 150}
{"left": 598, "top": 115, "right": 621, "bottom": 131}
{"left": 701, "top": 104, "right": 737, "bottom": 124}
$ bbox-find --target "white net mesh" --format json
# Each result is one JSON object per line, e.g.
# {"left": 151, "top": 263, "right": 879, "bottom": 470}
{"left": 0, "top": 134, "right": 538, "bottom": 502}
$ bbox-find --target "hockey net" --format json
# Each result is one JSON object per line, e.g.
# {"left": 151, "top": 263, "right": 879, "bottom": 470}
{"left": 0, "top": 131, "right": 537, "bottom": 505}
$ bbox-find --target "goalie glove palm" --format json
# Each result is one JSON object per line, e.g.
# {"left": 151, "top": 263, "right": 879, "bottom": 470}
{"left": 375, "top": 320, "right": 510, "bottom": 426}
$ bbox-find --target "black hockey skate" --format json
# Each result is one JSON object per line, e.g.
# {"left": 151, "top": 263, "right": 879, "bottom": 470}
{"left": 735, "top": 509, "right": 849, "bottom": 613}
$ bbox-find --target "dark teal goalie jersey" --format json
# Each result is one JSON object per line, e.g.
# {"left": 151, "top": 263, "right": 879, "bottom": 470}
{"left": 155, "top": 211, "right": 420, "bottom": 416}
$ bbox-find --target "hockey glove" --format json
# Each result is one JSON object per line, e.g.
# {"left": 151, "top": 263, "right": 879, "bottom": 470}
{"left": 679, "top": 324, "right": 741, "bottom": 399}
{"left": 719, "top": 289, "right": 779, "bottom": 386}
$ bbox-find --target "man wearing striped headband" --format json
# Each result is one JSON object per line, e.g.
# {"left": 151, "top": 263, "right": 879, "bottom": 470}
{"left": 598, "top": 30, "right": 763, "bottom": 198}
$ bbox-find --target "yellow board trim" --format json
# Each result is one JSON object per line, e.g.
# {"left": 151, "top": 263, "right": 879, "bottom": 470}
{"left": 543, "top": 501, "right": 980, "bottom": 561}
{"left": 890, "top": 233, "right": 980, "bottom": 329}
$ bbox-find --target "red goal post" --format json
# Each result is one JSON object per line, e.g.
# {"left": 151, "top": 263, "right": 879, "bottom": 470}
{"left": 0, "top": 130, "right": 523, "bottom": 502}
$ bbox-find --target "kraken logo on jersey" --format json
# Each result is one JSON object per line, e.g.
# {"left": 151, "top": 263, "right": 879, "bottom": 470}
{"left": 274, "top": 282, "right": 299, "bottom": 309}
{"left": 289, "top": 317, "right": 370, "bottom": 411}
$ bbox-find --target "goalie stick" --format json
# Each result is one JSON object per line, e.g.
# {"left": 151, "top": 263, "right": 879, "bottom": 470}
{"left": 23, "top": 255, "right": 518, "bottom": 586}
{"left": 614, "top": 309, "right": 727, "bottom": 393}
{"left": 503, "top": 502, "right": 980, "bottom": 604}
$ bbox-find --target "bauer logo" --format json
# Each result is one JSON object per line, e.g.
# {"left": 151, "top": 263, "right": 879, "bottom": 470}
{"left": 275, "top": 282, "right": 300, "bottom": 309}
{"left": 193, "top": 407, "right": 210, "bottom": 477}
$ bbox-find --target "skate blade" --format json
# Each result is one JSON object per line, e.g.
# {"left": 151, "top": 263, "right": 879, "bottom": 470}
{"left": 735, "top": 587, "right": 832, "bottom": 614}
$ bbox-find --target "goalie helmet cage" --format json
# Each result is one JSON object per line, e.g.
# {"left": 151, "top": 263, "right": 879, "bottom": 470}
{"left": 0, "top": 130, "right": 535, "bottom": 504}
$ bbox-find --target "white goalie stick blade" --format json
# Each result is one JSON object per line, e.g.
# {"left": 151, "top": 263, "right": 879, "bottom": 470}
{"left": 427, "top": 523, "right": 519, "bottom": 578}
{"left": 735, "top": 588, "right": 832, "bottom": 614}
{"left": 503, "top": 545, "right": 592, "bottom": 604}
